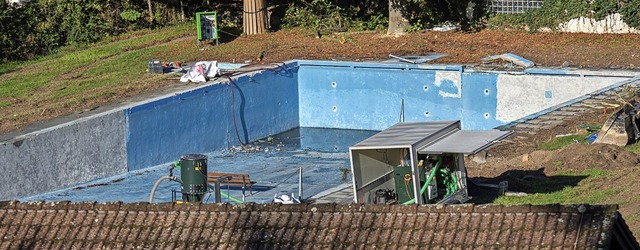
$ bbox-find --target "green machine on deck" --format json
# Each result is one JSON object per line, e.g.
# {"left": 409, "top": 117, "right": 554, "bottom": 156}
{"left": 179, "top": 154, "right": 208, "bottom": 202}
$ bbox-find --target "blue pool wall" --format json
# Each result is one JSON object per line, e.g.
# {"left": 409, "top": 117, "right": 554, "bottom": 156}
{"left": 125, "top": 67, "right": 300, "bottom": 170}
{"left": 297, "top": 61, "right": 504, "bottom": 130}
{"left": 1, "top": 60, "right": 637, "bottom": 200}
{"left": 296, "top": 61, "right": 633, "bottom": 131}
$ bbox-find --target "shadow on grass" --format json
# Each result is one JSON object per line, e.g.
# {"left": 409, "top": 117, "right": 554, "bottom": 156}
{"left": 467, "top": 168, "right": 588, "bottom": 204}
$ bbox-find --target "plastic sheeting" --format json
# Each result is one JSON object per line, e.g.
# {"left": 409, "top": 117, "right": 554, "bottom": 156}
{"left": 180, "top": 61, "right": 220, "bottom": 83}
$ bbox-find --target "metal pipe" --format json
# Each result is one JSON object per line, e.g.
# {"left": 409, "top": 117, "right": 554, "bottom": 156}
{"left": 389, "top": 54, "right": 416, "bottom": 64}
{"left": 403, "top": 157, "right": 442, "bottom": 205}
{"left": 214, "top": 180, "right": 222, "bottom": 203}
{"left": 149, "top": 176, "right": 173, "bottom": 203}
{"left": 298, "top": 167, "right": 303, "bottom": 200}
{"left": 214, "top": 176, "right": 231, "bottom": 203}
{"left": 207, "top": 181, "right": 244, "bottom": 203}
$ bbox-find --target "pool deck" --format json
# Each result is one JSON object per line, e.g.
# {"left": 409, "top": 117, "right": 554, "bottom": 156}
{"left": 309, "top": 183, "right": 354, "bottom": 204}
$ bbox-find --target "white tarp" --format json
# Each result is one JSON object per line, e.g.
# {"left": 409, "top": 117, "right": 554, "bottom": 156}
{"left": 180, "top": 61, "right": 220, "bottom": 83}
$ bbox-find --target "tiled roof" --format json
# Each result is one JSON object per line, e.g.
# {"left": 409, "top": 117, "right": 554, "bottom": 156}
{"left": 0, "top": 201, "right": 637, "bottom": 249}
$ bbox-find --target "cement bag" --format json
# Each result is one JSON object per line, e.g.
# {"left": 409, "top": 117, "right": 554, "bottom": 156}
{"left": 180, "top": 61, "right": 220, "bottom": 83}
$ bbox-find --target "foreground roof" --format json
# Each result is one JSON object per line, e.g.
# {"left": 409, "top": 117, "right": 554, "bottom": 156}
{"left": 0, "top": 201, "right": 637, "bottom": 249}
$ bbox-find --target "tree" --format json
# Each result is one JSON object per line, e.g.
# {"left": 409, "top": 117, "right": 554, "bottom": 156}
{"left": 387, "top": 0, "right": 409, "bottom": 34}
{"left": 146, "top": 0, "right": 154, "bottom": 24}
{"left": 387, "top": 0, "right": 480, "bottom": 33}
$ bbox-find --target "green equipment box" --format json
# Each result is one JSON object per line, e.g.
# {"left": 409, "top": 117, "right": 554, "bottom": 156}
{"left": 196, "top": 11, "right": 218, "bottom": 44}
{"left": 393, "top": 165, "right": 425, "bottom": 204}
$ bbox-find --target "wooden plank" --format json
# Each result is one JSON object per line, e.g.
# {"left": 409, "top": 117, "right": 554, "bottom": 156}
{"left": 207, "top": 172, "right": 254, "bottom": 186}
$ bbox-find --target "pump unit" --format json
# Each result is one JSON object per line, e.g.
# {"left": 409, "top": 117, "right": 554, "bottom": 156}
{"left": 179, "top": 154, "right": 208, "bottom": 202}
{"left": 349, "top": 121, "right": 511, "bottom": 204}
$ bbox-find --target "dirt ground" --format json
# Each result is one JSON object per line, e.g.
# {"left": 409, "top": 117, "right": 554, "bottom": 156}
{"left": 466, "top": 109, "right": 640, "bottom": 237}
{"left": 2, "top": 28, "right": 640, "bottom": 236}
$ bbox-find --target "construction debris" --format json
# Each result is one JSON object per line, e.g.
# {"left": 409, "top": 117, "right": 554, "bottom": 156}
{"left": 595, "top": 99, "right": 640, "bottom": 146}
{"left": 482, "top": 53, "right": 535, "bottom": 68}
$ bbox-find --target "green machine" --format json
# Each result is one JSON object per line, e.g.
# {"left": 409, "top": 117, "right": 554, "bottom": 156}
{"left": 393, "top": 165, "right": 426, "bottom": 204}
{"left": 196, "top": 11, "right": 219, "bottom": 46}
{"left": 179, "top": 154, "right": 208, "bottom": 202}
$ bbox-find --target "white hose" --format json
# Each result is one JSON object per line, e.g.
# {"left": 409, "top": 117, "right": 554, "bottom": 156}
{"left": 148, "top": 176, "right": 173, "bottom": 203}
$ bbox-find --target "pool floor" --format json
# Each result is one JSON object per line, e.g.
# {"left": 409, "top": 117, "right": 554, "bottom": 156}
{"left": 22, "top": 128, "right": 378, "bottom": 203}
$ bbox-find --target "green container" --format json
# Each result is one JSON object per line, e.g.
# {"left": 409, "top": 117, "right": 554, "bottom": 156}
{"left": 393, "top": 165, "right": 425, "bottom": 204}
{"left": 180, "top": 154, "right": 208, "bottom": 202}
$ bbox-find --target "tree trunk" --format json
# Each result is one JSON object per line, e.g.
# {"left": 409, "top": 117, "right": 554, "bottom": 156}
{"left": 146, "top": 0, "right": 153, "bottom": 25}
{"left": 387, "top": 0, "right": 409, "bottom": 34}
{"left": 243, "top": 0, "right": 267, "bottom": 35}
{"left": 180, "top": 0, "right": 185, "bottom": 22}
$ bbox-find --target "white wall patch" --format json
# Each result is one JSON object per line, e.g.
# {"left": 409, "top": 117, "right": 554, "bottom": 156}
{"left": 435, "top": 71, "right": 461, "bottom": 98}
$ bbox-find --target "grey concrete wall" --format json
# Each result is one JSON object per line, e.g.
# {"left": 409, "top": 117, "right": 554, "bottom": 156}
{"left": 0, "top": 111, "right": 126, "bottom": 200}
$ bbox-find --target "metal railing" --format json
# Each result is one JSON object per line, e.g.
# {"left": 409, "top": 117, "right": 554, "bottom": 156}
{"left": 490, "top": 0, "right": 544, "bottom": 14}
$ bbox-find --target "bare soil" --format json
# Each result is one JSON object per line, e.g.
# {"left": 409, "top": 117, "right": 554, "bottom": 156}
{"left": 466, "top": 109, "right": 640, "bottom": 237}
{"left": 2, "top": 28, "right": 640, "bottom": 236}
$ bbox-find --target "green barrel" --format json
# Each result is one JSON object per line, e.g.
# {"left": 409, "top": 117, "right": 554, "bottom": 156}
{"left": 180, "top": 154, "right": 208, "bottom": 202}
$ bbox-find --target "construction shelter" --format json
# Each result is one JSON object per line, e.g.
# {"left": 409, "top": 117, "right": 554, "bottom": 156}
{"left": 349, "top": 121, "right": 512, "bottom": 204}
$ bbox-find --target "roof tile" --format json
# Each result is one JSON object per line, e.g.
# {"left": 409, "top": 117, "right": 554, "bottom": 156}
{"left": 502, "top": 204, "right": 531, "bottom": 213}
{"left": 474, "top": 204, "right": 503, "bottom": 213}
{"left": 442, "top": 214, "right": 460, "bottom": 245}
{"left": 529, "top": 204, "right": 559, "bottom": 213}
{"left": 339, "top": 211, "right": 353, "bottom": 229}
{"left": 0, "top": 203, "right": 632, "bottom": 249}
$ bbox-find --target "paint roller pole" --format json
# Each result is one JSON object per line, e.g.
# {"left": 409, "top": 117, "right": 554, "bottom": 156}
{"left": 298, "top": 167, "right": 303, "bottom": 201}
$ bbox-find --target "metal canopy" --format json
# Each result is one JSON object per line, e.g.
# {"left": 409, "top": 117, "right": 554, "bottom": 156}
{"left": 350, "top": 121, "right": 460, "bottom": 150}
{"left": 418, "top": 129, "right": 513, "bottom": 154}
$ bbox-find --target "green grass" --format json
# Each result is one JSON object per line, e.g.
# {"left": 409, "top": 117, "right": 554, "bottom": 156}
{"left": 624, "top": 142, "right": 640, "bottom": 154}
{"left": 0, "top": 24, "right": 191, "bottom": 99}
{"left": 536, "top": 134, "right": 588, "bottom": 150}
{"left": 0, "top": 61, "right": 23, "bottom": 75}
{"left": 494, "top": 169, "right": 617, "bottom": 205}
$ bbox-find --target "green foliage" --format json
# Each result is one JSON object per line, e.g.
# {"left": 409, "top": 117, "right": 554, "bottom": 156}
{"left": 283, "top": 0, "right": 351, "bottom": 32}
{"left": 120, "top": 9, "right": 142, "bottom": 22}
{"left": 282, "top": 0, "right": 388, "bottom": 33}
{"left": 536, "top": 134, "right": 587, "bottom": 151}
{"left": 0, "top": 0, "right": 209, "bottom": 61}
{"left": 620, "top": 0, "right": 640, "bottom": 28}
{"left": 488, "top": 0, "right": 640, "bottom": 31}
{"left": 353, "top": 14, "right": 388, "bottom": 31}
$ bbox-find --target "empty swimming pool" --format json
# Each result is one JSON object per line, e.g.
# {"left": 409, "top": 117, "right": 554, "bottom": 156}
{"left": 2, "top": 60, "right": 638, "bottom": 201}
